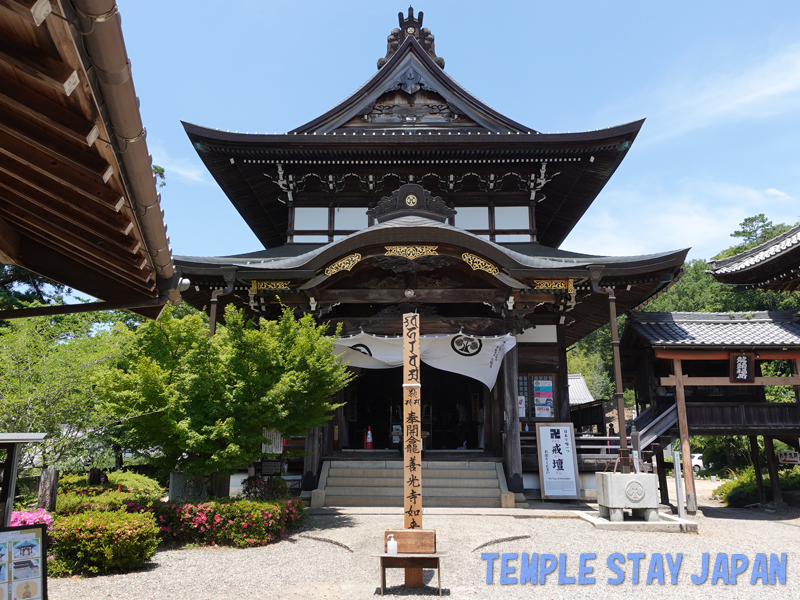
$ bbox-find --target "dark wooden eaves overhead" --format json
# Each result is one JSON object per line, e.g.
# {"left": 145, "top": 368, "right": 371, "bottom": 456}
{"left": 183, "top": 120, "right": 643, "bottom": 250}
{"left": 175, "top": 219, "right": 688, "bottom": 345}
{"left": 708, "top": 224, "right": 800, "bottom": 292}
{"left": 0, "top": 0, "right": 177, "bottom": 318}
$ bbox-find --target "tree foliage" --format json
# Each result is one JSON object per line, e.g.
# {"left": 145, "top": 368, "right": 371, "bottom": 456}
{"left": 0, "top": 265, "right": 69, "bottom": 310}
{"left": 567, "top": 214, "right": 800, "bottom": 407}
{"left": 98, "top": 305, "right": 353, "bottom": 476}
{"left": 0, "top": 314, "right": 129, "bottom": 468}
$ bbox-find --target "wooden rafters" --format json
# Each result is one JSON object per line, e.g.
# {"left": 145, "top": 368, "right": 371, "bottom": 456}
{"left": 0, "top": 214, "right": 20, "bottom": 264}
{"left": 0, "top": 27, "right": 78, "bottom": 95}
{"left": 0, "top": 0, "right": 52, "bottom": 27}
{"left": 0, "top": 1, "right": 174, "bottom": 314}
{"left": 0, "top": 71, "right": 99, "bottom": 145}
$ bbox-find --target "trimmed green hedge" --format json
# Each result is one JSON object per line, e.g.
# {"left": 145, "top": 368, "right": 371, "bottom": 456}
{"left": 56, "top": 490, "right": 159, "bottom": 515}
{"left": 125, "top": 497, "right": 305, "bottom": 548}
{"left": 50, "top": 511, "right": 159, "bottom": 576}
{"left": 58, "top": 470, "right": 163, "bottom": 495}
{"left": 49, "top": 493, "right": 305, "bottom": 576}
{"left": 713, "top": 465, "right": 800, "bottom": 507}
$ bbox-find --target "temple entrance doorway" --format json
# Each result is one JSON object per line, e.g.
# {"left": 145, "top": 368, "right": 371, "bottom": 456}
{"left": 340, "top": 363, "right": 489, "bottom": 451}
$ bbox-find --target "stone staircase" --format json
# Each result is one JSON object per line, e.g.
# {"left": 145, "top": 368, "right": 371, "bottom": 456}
{"left": 314, "top": 459, "right": 521, "bottom": 508}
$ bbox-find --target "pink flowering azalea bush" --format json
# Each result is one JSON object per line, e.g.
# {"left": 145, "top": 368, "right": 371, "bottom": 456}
{"left": 10, "top": 508, "right": 54, "bottom": 530}
{"left": 124, "top": 497, "right": 305, "bottom": 548}
{"left": 50, "top": 510, "right": 159, "bottom": 576}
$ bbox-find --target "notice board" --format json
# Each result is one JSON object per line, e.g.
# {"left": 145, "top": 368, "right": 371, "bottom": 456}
{"left": 0, "top": 523, "right": 47, "bottom": 600}
{"left": 535, "top": 422, "right": 581, "bottom": 500}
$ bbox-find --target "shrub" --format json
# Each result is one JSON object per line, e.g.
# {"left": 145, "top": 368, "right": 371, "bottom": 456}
{"left": 125, "top": 497, "right": 305, "bottom": 548}
{"left": 50, "top": 511, "right": 158, "bottom": 575}
{"left": 241, "top": 476, "right": 289, "bottom": 501}
{"left": 713, "top": 465, "right": 800, "bottom": 507}
{"left": 58, "top": 470, "right": 162, "bottom": 494}
{"left": 10, "top": 508, "right": 54, "bottom": 530}
{"left": 56, "top": 490, "right": 159, "bottom": 516}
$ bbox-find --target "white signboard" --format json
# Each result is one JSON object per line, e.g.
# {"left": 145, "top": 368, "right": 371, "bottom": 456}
{"left": 261, "top": 429, "right": 282, "bottom": 455}
{"left": 517, "top": 396, "right": 526, "bottom": 418}
{"left": 535, "top": 423, "right": 581, "bottom": 500}
{"left": 533, "top": 378, "right": 553, "bottom": 418}
{"left": 778, "top": 451, "right": 800, "bottom": 465}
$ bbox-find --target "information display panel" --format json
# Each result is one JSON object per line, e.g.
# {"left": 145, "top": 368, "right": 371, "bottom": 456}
{"left": 0, "top": 523, "right": 47, "bottom": 600}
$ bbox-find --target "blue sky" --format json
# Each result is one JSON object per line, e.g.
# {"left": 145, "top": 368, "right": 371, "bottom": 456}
{"left": 117, "top": 1, "right": 800, "bottom": 261}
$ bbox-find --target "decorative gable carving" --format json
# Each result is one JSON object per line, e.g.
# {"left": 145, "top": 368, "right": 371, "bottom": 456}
{"left": 346, "top": 89, "right": 480, "bottom": 129}
{"left": 377, "top": 7, "right": 445, "bottom": 70}
{"left": 367, "top": 183, "right": 456, "bottom": 223}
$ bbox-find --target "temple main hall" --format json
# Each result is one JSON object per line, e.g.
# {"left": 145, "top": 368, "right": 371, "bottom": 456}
{"left": 175, "top": 8, "right": 688, "bottom": 504}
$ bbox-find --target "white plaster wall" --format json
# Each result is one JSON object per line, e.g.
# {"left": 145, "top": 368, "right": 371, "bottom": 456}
{"left": 516, "top": 325, "right": 558, "bottom": 343}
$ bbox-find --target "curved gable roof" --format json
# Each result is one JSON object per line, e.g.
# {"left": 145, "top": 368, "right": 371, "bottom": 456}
{"left": 289, "top": 35, "right": 536, "bottom": 135}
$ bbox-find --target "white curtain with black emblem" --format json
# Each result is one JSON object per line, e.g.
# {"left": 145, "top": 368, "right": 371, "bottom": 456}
{"left": 333, "top": 332, "right": 517, "bottom": 389}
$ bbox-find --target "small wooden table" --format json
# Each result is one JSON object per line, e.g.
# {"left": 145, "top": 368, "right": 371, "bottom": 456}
{"left": 372, "top": 552, "right": 448, "bottom": 596}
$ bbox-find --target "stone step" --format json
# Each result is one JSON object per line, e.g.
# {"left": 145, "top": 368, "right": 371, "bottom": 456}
{"left": 326, "top": 468, "right": 497, "bottom": 479}
{"left": 325, "top": 477, "right": 499, "bottom": 489}
{"left": 326, "top": 460, "right": 496, "bottom": 470}
{"left": 325, "top": 496, "right": 502, "bottom": 508}
{"left": 325, "top": 486, "right": 501, "bottom": 499}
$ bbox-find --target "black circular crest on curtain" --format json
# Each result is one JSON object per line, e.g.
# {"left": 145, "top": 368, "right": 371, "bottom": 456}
{"left": 351, "top": 344, "right": 373, "bottom": 356}
{"left": 451, "top": 335, "right": 482, "bottom": 357}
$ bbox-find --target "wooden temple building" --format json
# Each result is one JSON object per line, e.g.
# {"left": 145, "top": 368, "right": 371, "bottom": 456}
{"left": 176, "top": 8, "right": 688, "bottom": 503}
{"left": 709, "top": 223, "right": 800, "bottom": 292}
{"left": 621, "top": 310, "right": 800, "bottom": 509}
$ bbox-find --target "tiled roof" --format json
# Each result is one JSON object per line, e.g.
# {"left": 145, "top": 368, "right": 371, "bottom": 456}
{"left": 628, "top": 311, "right": 800, "bottom": 347}
{"left": 568, "top": 374, "right": 596, "bottom": 405}
{"left": 710, "top": 224, "right": 800, "bottom": 275}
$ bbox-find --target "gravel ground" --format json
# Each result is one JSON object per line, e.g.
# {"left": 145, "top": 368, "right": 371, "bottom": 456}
{"left": 49, "top": 480, "right": 800, "bottom": 600}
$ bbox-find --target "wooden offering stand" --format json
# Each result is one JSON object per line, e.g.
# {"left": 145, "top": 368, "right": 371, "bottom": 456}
{"left": 373, "top": 529, "right": 448, "bottom": 596}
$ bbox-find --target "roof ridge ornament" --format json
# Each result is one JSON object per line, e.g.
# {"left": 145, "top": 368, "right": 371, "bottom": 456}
{"left": 378, "top": 7, "right": 445, "bottom": 70}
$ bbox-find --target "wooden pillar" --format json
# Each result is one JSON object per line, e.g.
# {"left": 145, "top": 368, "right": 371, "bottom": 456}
{"left": 502, "top": 345, "right": 523, "bottom": 493}
{"left": 672, "top": 359, "right": 697, "bottom": 513}
{"left": 333, "top": 403, "right": 344, "bottom": 452}
{"left": 322, "top": 419, "right": 333, "bottom": 458}
{"left": 302, "top": 427, "right": 320, "bottom": 491}
{"left": 763, "top": 436, "right": 784, "bottom": 506}
{"left": 749, "top": 435, "right": 767, "bottom": 505}
{"left": 402, "top": 313, "right": 423, "bottom": 587}
{"left": 482, "top": 386, "right": 492, "bottom": 451}
{"left": 491, "top": 383, "right": 503, "bottom": 456}
{"left": 606, "top": 290, "right": 628, "bottom": 455}
{"left": 556, "top": 324, "right": 570, "bottom": 422}
{"left": 0, "top": 443, "right": 20, "bottom": 527}
{"left": 655, "top": 452, "right": 670, "bottom": 505}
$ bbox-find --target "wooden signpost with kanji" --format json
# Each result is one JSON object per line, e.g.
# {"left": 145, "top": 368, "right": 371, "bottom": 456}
{"left": 402, "top": 312, "right": 423, "bottom": 587}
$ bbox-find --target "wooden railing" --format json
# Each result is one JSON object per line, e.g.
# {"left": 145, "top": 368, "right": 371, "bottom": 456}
{"left": 686, "top": 402, "right": 800, "bottom": 434}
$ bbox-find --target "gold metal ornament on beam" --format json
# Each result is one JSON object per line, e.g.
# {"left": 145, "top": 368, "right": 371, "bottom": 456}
{"left": 251, "top": 280, "right": 291, "bottom": 293}
{"left": 531, "top": 279, "right": 575, "bottom": 294}
{"left": 324, "top": 253, "right": 362, "bottom": 276}
{"left": 462, "top": 253, "right": 499, "bottom": 275}
{"left": 385, "top": 246, "right": 439, "bottom": 260}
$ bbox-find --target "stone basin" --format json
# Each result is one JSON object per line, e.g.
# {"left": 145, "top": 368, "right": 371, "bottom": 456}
{"left": 596, "top": 472, "right": 660, "bottom": 522}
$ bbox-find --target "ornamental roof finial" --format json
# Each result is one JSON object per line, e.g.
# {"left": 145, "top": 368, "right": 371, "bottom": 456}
{"left": 377, "top": 6, "right": 444, "bottom": 70}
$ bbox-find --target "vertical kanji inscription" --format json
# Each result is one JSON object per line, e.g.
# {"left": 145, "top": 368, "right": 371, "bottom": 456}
{"left": 402, "top": 312, "right": 422, "bottom": 529}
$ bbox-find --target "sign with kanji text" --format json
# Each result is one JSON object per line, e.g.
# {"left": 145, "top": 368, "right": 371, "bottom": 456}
{"left": 729, "top": 353, "right": 755, "bottom": 383}
{"left": 535, "top": 423, "right": 580, "bottom": 500}
{"left": 778, "top": 451, "right": 800, "bottom": 465}
{"left": 402, "top": 313, "right": 422, "bottom": 530}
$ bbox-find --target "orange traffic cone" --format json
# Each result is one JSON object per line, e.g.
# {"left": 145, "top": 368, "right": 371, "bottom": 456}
{"left": 365, "top": 426, "right": 374, "bottom": 449}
